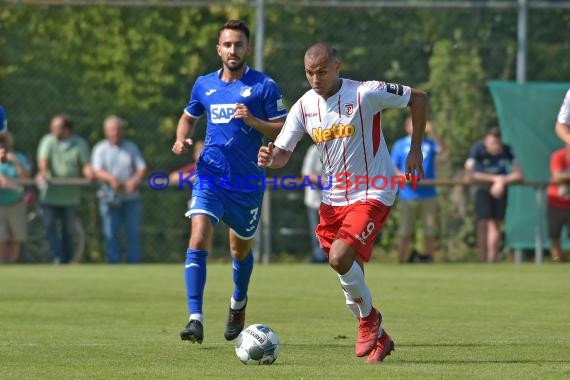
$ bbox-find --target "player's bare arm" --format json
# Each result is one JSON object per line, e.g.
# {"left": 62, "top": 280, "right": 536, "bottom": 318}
{"left": 258, "top": 142, "right": 293, "bottom": 169}
{"left": 234, "top": 104, "right": 285, "bottom": 139}
{"left": 405, "top": 88, "right": 428, "bottom": 179}
{"left": 172, "top": 113, "right": 197, "bottom": 155}
{"left": 555, "top": 122, "right": 570, "bottom": 145}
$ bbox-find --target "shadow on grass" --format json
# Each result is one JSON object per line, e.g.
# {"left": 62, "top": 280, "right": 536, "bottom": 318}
{"left": 283, "top": 342, "right": 526, "bottom": 349}
{"left": 396, "top": 359, "right": 570, "bottom": 364}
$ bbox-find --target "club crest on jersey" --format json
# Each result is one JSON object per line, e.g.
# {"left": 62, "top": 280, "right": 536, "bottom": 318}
{"left": 210, "top": 104, "right": 235, "bottom": 124}
{"left": 344, "top": 103, "right": 354, "bottom": 116}
{"left": 312, "top": 123, "right": 355, "bottom": 143}
{"left": 240, "top": 86, "right": 252, "bottom": 98}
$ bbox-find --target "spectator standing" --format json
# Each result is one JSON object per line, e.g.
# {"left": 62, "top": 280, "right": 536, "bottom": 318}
{"left": 465, "top": 127, "right": 523, "bottom": 263}
{"left": 36, "top": 114, "right": 92, "bottom": 264}
{"left": 546, "top": 144, "right": 570, "bottom": 262}
{"left": 391, "top": 118, "right": 441, "bottom": 263}
{"left": 0, "top": 129, "right": 31, "bottom": 263}
{"left": 92, "top": 115, "right": 146, "bottom": 264}
{"left": 301, "top": 144, "right": 327, "bottom": 263}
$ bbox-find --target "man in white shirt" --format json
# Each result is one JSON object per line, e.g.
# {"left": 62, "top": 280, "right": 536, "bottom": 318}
{"left": 92, "top": 115, "right": 146, "bottom": 264}
{"left": 258, "top": 42, "right": 427, "bottom": 363}
{"left": 301, "top": 145, "right": 327, "bottom": 263}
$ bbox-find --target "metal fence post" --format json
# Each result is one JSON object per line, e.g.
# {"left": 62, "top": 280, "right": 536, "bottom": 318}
{"left": 514, "top": 248, "right": 523, "bottom": 264}
{"left": 534, "top": 185, "right": 544, "bottom": 264}
{"left": 516, "top": 0, "right": 528, "bottom": 83}
{"left": 254, "top": 0, "right": 265, "bottom": 73}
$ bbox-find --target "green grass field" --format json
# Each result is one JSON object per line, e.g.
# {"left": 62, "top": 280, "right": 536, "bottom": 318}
{"left": 1, "top": 264, "right": 569, "bottom": 379}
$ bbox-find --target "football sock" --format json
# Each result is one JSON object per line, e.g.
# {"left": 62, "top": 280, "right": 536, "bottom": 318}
{"left": 230, "top": 297, "right": 247, "bottom": 310}
{"left": 338, "top": 261, "right": 373, "bottom": 318}
{"left": 231, "top": 251, "right": 254, "bottom": 308}
{"left": 185, "top": 248, "right": 208, "bottom": 319}
{"left": 342, "top": 287, "right": 361, "bottom": 319}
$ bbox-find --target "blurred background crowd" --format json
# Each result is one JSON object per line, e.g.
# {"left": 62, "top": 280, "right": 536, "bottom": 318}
{"left": 0, "top": 1, "right": 569, "bottom": 264}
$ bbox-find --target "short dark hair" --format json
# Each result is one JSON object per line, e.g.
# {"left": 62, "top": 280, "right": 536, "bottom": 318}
{"left": 305, "top": 42, "right": 339, "bottom": 63}
{"left": 486, "top": 126, "right": 501, "bottom": 139}
{"left": 53, "top": 113, "right": 73, "bottom": 130}
{"left": 218, "top": 20, "right": 250, "bottom": 42}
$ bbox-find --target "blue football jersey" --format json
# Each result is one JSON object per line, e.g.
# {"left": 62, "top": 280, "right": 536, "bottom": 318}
{"left": 184, "top": 67, "right": 287, "bottom": 192}
{"left": 391, "top": 136, "right": 438, "bottom": 201}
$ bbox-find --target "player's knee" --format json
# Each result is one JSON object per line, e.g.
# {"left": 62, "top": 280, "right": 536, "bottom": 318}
{"left": 328, "top": 249, "right": 352, "bottom": 274}
{"left": 190, "top": 215, "right": 213, "bottom": 247}
{"left": 230, "top": 249, "right": 249, "bottom": 261}
{"left": 189, "top": 235, "right": 210, "bottom": 251}
{"left": 229, "top": 243, "right": 251, "bottom": 261}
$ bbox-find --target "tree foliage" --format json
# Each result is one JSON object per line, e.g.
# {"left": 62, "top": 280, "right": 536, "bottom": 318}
{"left": 0, "top": 3, "right": 568, "bottom": 261}
{"left": 425, "top": 35, "right": 490, "bottom": 169}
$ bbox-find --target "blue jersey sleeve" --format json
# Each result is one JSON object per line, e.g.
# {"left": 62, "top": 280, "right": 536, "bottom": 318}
{"left": 261, "top": 78, "right": 287, "bottom": 120}
{"left": 184, "top": 80, "right": 205, "bottom": 119}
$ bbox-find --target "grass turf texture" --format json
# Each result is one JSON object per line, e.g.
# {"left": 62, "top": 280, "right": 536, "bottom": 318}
{"left": 1, "top": 264, "right": 569, "bottom": 379}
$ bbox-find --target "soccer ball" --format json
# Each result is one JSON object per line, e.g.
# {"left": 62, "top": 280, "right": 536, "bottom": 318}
{"left": 234, "top": 324, "right": 280, "bottom": 365}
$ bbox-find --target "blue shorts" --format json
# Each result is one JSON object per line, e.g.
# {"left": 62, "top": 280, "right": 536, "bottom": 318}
{"left": 186, "top": 179, "right": 263, "bottom": 240}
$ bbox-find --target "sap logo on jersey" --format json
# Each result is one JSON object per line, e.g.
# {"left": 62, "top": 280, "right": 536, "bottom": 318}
{"left": 210, "top": 104, "right": 236, "bottom": 124}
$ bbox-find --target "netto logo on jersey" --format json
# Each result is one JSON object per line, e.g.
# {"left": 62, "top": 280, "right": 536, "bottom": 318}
{"left": 312, "top": 123, "right": 355, "bottom": 143}
{"left": 210, "top": 104, "right": 236, "bottom": 124}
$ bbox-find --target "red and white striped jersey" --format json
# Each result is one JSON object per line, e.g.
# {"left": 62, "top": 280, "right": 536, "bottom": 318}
{"left": 274, "top": 78, "right": 411, "bottom": 206}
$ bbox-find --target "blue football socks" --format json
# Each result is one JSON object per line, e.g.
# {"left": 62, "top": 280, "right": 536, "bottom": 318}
{"left": 185, "top": 248, "right": 208, "bottom": 321}
{"left": 231, "top": 251, "right": 254, "bottom": 306}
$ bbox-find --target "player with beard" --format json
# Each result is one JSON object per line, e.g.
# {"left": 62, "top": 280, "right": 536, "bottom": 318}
{"left": 172, "top": 20, "right": 287, "bottom": 344}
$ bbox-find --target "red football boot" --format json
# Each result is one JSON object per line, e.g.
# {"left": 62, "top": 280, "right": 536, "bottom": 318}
{"left": 355, "top": 308, "right": 380, "bottom": 357}
{"left": 366, "top": 330, "right": 395, "bottom": 363}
